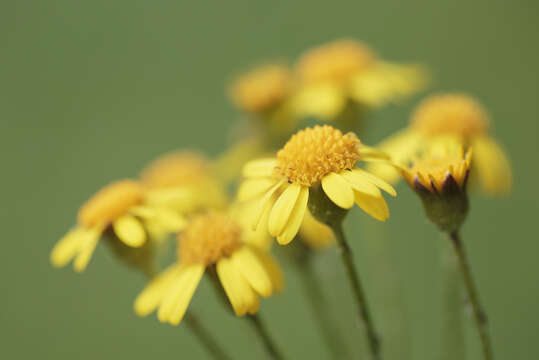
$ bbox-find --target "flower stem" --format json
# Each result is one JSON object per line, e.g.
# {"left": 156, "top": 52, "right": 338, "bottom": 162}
{"left": 247, "top": 314, "right": 286, "bottom": 360}
{"left": 448, "top": 231, "right": 493, "bottom": 360}
{"left": 293, "top": 242, "right": 350, "bottom": 359}
{"left": 441, "top": 236, "right": 466, "bottom": 360}
{"left": 184, "top": 312, "right": 233, "bottom": 360}
{"left": 331, "top": 222, "right": 381, "bottom": 360}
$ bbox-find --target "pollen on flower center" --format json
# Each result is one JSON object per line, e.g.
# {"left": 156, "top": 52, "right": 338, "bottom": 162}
{"left": 411, "top": 94, "right": 490, "bottom": 137}
{"left": 179, "top": 212, "right": 243, "bottom": 265}
{"left": 296, "top": 39, "right": 376, "bottom": 85}
{"left": 78, "top": 180, "right": 144, "bottom": 228}
{"left": 276, "top": 125, "right": 361, "bottom": 186}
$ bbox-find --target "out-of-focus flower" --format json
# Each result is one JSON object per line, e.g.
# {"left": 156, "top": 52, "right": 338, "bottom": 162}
{"left": 399, "top": 141, "right": 472, "bottom": 232}
{"left": 239, "top": 125, "right": 396, "bottom": 245}
{"left": 50, "top": 180, "right": 186, "bottom": 272}
{"left": 140, "top": 151, "right": 228, "bottom": 217}
{"left": 369, "top": 93, "right": 512, "bottom": 195}
{"left": 134, "top": 211, "right": 283, "bottom": 325}
{"left": 298, "top": 211, "right": 335, "bottom": 250}
{"left": 293, "top": 39, "right": 427, "bottom": 120}
{"left": 228, "top": 64, "right": 297, "bottom": 138}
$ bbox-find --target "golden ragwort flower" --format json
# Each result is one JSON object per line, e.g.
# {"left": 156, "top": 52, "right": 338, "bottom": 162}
{"left": 134, "top": 211, "right": 283, "bottom": 325}
{"left": 140, "top": 151, "right": 228, "bottom": 216}
{"left": 293, "top": 39, "right": 427, "bottom": 119}
{"left": 229, "top": 64, "right": 293, "bottom": 114}
{"left": 239, "top": 125, "right": 396, "bottom": 245}
{"left": 50, "top": 180, "right": 186, "bottom": 272}
{"left": 370, "top": 93, "right": 512, "bottom": 195}
{"left": 399, "top": 141, "right": 472, "bottom": 232}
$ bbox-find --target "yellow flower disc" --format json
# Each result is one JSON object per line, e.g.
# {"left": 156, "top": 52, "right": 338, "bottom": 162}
{"left": 411, "top": 94, "right": 490, "bottom": 137}
{"left": 276, "top": 125, "right": 361, "bottom": 186}
{"left": 77, "top": 180, "right": 144, "bottom": 228}
{"left": 179, "top": 212, "right": 243, "bottom": 265}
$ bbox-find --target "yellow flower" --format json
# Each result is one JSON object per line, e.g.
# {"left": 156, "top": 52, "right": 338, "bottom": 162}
{"left": 239, "top": 125, "right": 396, "bottom": 245}
{"left": 293, "top": 39, "right": 427, "bottom": 119}
{"left": 400, "top": 141, "right": 472, "bottom": 195}
{"left": 50, "top": 180, "right": 187, "bottom": 272}
{"left": 370, "top": 93, "right": 512, "bottom": 195}
{"left": 229, "top": 64, "right": 292, "bottom": 113}
{"left": 399, "top": 142, "right": 472, "bottom": 232}
{"left": 298, "top": 210, "right": 335, "bottom": 250}
{"left": 140, "top": 151, "right": 228, "bottom": 215}
{"left": 134, "top": 211, "right": 283, "bottom": 325}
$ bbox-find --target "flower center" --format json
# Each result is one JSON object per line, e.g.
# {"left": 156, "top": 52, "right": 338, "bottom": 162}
{"left": 276, "top": 125, "right": 361, "bottom": 186}
{"left": 411, "top": 94, "right": 490, "bottom": 137}
{"left": 179, "top": 212, "right": 243, "bottom": 265}
{"left": 78, "top": 180, "right": 144, "bottom": 228}
{"left": 140, "top": 152, "right": 210, "bottom": 189}
{"left": 230, "top": 65, "right": 291, "bottom": 112}
{"left": 296, "top": 39, "right": 375, "bottom": 85}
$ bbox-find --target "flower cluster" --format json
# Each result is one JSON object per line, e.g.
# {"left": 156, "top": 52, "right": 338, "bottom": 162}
{"left": 51, "top": 38, "right": 511, "bottom": 360}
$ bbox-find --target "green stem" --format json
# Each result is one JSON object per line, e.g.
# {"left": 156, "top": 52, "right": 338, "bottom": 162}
{"left": 448, "top": 231, "right": 494, "bottom": 360}
{"left": 331, "top": 222, "right": 381, "bottom": 360}
{"left": 441, "top": 236, "right": 466, "bottom": 360}
{"left": 294, "top": 244, "right": 350, "bottom": 359}
{"left": 184, "top": 312, "right": 233, "bottom": 360}
{"left": 247, "top": 314, "right": 286, "bottom": 360}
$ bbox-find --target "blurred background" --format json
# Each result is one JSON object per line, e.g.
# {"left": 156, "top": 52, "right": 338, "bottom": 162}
{"left": 1, "top": 0, "right": 538, "bottom": 359}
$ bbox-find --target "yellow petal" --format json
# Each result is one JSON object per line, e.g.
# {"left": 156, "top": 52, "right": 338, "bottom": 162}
{"left": 113, "top": 215, "right": 146, "bottom": 247}
{"left": 252, "top": 180, "right": 283, "bottom": 231}
{"left": 321, "top": 173, "right": 355, "bottom": 209}
{"left": 472, "top": 136, "right": 512, "bottom": 195}
{"left": 242, "top": 158, "right": 277, "bottom": 178}
{"left": 299, "top": 211, "right": 335, "bottom": 249}
{"left": 150, "top": 208, "right": 187, "bottom": 232}
{"left": 350, "top": 169, "right": 397, "bottom": 196}
{"left": 340, "top": 170, "right": 382, "bottom": 198}
{"left": 247, "top": 246, "right": 284, "bottom": 292}
{"left": 238, "top": 178, "right": 278, "bottom": 202}
{"left": 354, "top": 191, "right": 389, "bottom": 222}
{"left": 73, "top": 227, "right": 102, "bottom": 272}
{"left": 277, "top": 186, "right": 309, "bottom": 245}
{"left": 134, "top": 264, "right": 183, "bottom": 316}
{"left": 217, "top": 258, "right": 259, "bottom": 316}
{"left": 50, "top": 228, "right": 85, "bottom": 268}
{"left": 157, "top": 264, "right": 204, "bottom": 325}
{"left": 268, "top": 183, "right": 301, "bottom": 236}
{"left": 231, "top": 247, "right": 273, "bottom": 297}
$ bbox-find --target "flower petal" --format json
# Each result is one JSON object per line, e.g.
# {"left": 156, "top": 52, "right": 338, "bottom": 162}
{"left": 340, "top": 170, "right": 382, "bottom": 198}
{"left": 157, "top": 264, "right": 204, "bottom": 325}
{"left": 354, "top": 191, "right": 389, "bottom": 221}
{"left": 231, "top": 247, "right": 273, "bottom": 297}
{"left": 113, "top": 215, "right": 146, "bottom": 248}
{"left": 242, "top": 158, "right": 277, "bottom": 178}
{"left": 73, "top": 226, "right": 102, "bottom": 272}
{"left": 276, "top": 186, "right": 309, "bottom": 245}
{"left": 472, "top": 136, "right": 512, "bottom": 195}
{"left": 134, "top": 264, "right": 183, "bottom": 316}
{"left": 268, "top": 183, "right": 301, "bottom": 236}
{"left": 350, "top": 169, "right": 397, "bottom": 196}
{"left": 50, "top": 227, "right": 85, "bottom": 268}
{"left": 321, "top": 173, "right": 355, "bottom": 209}
{"left": 238, "top": 178, "right": 277, "bottom": 202}
{"left": 217, "top": 258, "right": 259, "bottom": 316}
{"left": 252, "top": 180, "right": 283, "bottom": 230}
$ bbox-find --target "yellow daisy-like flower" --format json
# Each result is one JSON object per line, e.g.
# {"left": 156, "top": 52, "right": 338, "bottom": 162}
{"left": 50, "top": 180, "right": 187, "bottom": 272}
{"left": 134, "top": 211, "right": 283, "bottom": 325}
{"left": 239, "top": 125, "right": 396, "bottom": 245}
{"left": 370, "top": 93, "right": 512, "bottom": 195}
{"left": 229, "top": 64, "right": 292, "bottom": 114}
{"left": 399, "top": 142, "right": 472, "bottom": 232}
{"left": 140, "top": 151, "right": 228, "bottom": 215}
{"left": 293, "top": 39, "right": 427, "bottom": 119}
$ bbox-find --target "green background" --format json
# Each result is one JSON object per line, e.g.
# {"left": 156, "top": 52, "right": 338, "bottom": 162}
{"left": 2, "top": 1, "right": 538, "bottom": 359}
